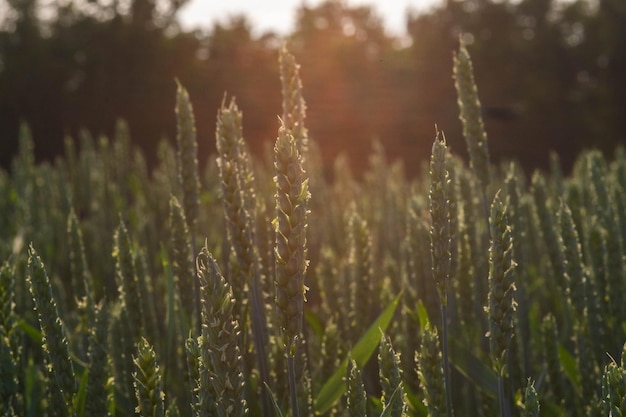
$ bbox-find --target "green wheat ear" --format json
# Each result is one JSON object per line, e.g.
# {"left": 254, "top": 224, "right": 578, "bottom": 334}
{"left": 429, "top": 130, "right": 452, "bottom": 306}
{"left": 184, "top": 336, "right": 200, "bottom": 407}
{"left": 523, "top": 379, "right": 540, "bottom": 417}
{"left": 67, "top": 208, "right": 93, "bottom": 309}
{"left": 168, "top": 196, "right": 195, "bottom": 323}
{"left": 416, "top": 324, "right": 447, "bottom": 417}
{"left": 175, "top": 80, "right": 200, "bottom": 231}
{"left": 84, "top": 302, "right": 110, "bottom": 417}
{"left": 558, "top": 201, "right": 587, "bottom": 321}
{"left": 0, "top": 261, "right": 20, "bottom": 415}
{"left": 346, "top": 358, "right": 368, "bottom": 417}
{"left": 453, "top": 40, "right": 491, "bottom": 188}
{"left": 279, "top": 45, "right": 308, "bottom": 157}
{"left": 348, "top": 208, "right": 374, "bottom": 334}
{"left": 215, "top": 97, "right": 259, "bottom": 311}
{"left": 27, "top": 244, "right": 76, "bottom": 415}
{"left": 486, "top": 192, "right": 516, "bottom": 376}
{"left": 216, "top": 95, "right": 271, "bottom": 416}
{"left": 133, "top": 337, "right": 165, "bottom": 417}
{"left": 274, "top": 123, "right": 310, "bottom": 351}
{"left": 196, "top": 247, "right": 247, "bottom": 417}
{"left": 429, "top": 130, "right": 454, "bottom": 417}
{"left": 113, "top": 218, "right": 144, "bottom": 339}
{"left": 379, "top": 334, "right": 406, "bottom": 417}
{"left": 601, "top": 359, "right": 626, "bottom": 417}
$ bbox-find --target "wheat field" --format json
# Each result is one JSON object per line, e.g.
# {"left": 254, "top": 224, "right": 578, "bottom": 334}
{"left": 1, "top": 44, "right": 625, "bottom": 417}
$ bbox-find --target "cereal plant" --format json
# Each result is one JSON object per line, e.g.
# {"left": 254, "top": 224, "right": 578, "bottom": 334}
{"left": 0, "top": 43, "right": 625, "bottom": 417}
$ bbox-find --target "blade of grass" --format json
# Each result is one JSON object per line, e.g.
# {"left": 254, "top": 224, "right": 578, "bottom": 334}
{"left": 314, "top": 293, "right": 402, "bottom": 414}
{"left": 75, "top": 368, "right": 89, "bottom": 417}
{"left": 448, "top": 338, "right": 498, "bottom": 398}
{"left": 17, "top": 319, "right": 42, "bottom": 345}
{"left": 557, "top": 343, "right": 582, "bottom": 396}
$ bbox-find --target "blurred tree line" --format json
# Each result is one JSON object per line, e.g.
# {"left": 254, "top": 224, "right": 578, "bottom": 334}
{"left": 1, "top": 0, "right": 625, "bottom": 176}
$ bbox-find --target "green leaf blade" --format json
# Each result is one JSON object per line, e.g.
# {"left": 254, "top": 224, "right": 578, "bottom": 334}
{"left": 314, "top": 293, "right": 402, "bottom": 415}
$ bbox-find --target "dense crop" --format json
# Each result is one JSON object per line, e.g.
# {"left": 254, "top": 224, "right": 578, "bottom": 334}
{"left": 1, "top": 44, "right": 625, "bottom": 417}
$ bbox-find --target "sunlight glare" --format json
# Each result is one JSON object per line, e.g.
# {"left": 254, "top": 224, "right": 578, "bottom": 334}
{"left": 178, "top": 0, "right": 444, "bottom": 37}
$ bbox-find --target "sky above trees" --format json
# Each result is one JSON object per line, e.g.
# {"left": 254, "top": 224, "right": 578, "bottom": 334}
{"left": 178, "top": 0, "right": 444, "bottom": 36}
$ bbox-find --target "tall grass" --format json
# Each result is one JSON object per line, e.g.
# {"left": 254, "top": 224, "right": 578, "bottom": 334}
{"left": 0, "top": 43, "right": 625, "bottom": 417}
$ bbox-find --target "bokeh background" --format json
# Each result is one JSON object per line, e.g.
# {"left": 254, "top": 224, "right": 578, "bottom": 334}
{"left": 1, "top": 0, "right": 625, "bottom": 177}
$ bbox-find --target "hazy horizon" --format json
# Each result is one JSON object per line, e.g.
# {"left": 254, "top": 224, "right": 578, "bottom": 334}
{"left": 178, "top": 0, "right": 444, "bottom": 37}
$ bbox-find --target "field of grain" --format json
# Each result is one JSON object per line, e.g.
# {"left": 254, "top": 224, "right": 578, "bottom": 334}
{"left": 1, "top": 44, "right": 625, "bottom": 417}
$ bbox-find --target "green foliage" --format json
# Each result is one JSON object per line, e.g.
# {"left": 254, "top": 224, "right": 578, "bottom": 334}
{"left": 523, "top": 379, "right": 539, "bottom": 417}
{"left": 175, "top": 81, "right": 201, "bottom": 232}
{"left": 453, "top": 41, "right": 491, "bottom": 189}
{"left": 1, "top": 41, "right": 626, "bottom": 417}
{"left": 429, "top": 132, "right": 452, "bottom": 307}
{"left": 315, "top": 293, "right": 402, "bottom": 415}
{"left": 273, "top": 125, "right": 310, "bottom": 349}
{"left": 114, "top": 218, "right": 144, "bottom": 340}
{"left": 193, "top": 247, "right": 247, "bottom": 417}
{"left": 417, "top": 324, "right": 447, "bottom": 417}
{"left": 602, "top": 359, "right": 626, "bottom": 417}
{"left": 486, "top": 192, "right": 516, "bottom": 377}
{"left": 27, "top": 245, "right": 76, "bottom": 415}
{"left": 346, "top": 359, "right": 368, "bottom": 417}
{"left": 84, "top": 303, "right": 110, "bottom": 417}
{"left": 379, "top": 334, "right": 406, "bottom": 417}
{"left": 279, "top": 46, "right": 309, "bottom": 158}
{"left": 0, "top": 261, "right": 20, "bottom": 415}
{"left": 133, "top": 337, "right": 165, "bottom": 417}
{"left": 168, "top": 196, "right": 195, "bottom": 325}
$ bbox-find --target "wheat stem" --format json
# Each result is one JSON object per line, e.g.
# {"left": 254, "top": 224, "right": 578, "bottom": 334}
{"left": 429, "top": 131, "right": 454, "bottom": 417}
{"left": 274, "top": 123, "right": 310, "bottom": 417}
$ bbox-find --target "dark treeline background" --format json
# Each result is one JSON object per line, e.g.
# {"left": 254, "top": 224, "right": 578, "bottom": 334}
{"left": 1, "top": 0, "right": 625, "bottom": 177}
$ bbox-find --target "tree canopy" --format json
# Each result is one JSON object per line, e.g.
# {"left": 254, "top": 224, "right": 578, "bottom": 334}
{"left": 1, "top": 0, "right": 624, "bottom": 175}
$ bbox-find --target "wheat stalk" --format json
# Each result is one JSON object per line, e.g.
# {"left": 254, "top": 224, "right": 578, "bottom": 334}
{"left": 429, "top": 130, "right": 454, "bottom": 417}
{"left": 114, "top": 218, "right": 144, "bottom": 339}
{"left": 133, "top": 337, "right": 165, "bottom": 417}
{"left": 601, "top": 359, "right": 626, "bottom": 417}
{"left": 27, "top": 244, "right": 76, "bottom": 415}
{"left": 523, "top": 379, "right": 540, "bottom": 417}
{"left": 379, "top": 334, "right": 406, "bottom": 417}
{"left": 274, "top": 124, "right": 310, "bottom": 350}
{"left": 175, "top": 81, "right": 202, "bottom": 335}
{"left": 279, "top": 45, "right": 308, "bottom": 158}
{"left": 175, "top": 81, "right": 200, "bottom": 230}
{"left": 346, "top": 358, "right": 368, "bottom": 417}
{"left": 0, "top": 261, "right": 20, "bottom": 415}
{"left": 453, "top": 41, "right": 490, "bottom": 190}
{"left": 274, "top": 123, "right": 310, "bottom": 417}
{"left": 348, "top": 208, "right": 374, "bottom": 335}
{"left": 486, "top": 192, "right": 516, "bottom": 417}
{"left": 84, "top": 302, "right": 110, "bottom": 417}
{"left": 196, "top": 247, "right": 247, "bottom": 417}
{"left": 531, "top": 172, "right": 566, "bottom": 287}
{"left": 417, "top": 324, "right": 447, "bottom": 417}
{"left": 215, "top": 98, "right": 271, "bottom": 415}
{"left": 541, "top": 314, "right": 565, "bottom": 404}
{"left": 67, "top": 209, "right": 93, "bottom": 310}
{"left": 168, "top": 196, "right": 195, "bottom": 324}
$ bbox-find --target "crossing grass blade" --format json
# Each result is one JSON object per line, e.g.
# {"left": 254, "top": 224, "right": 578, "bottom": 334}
{"left": 314, "top": 293, "right": 402, "bottom": 415}
{"left": 448, "top": 338, "right": 498, "bottom": 398}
